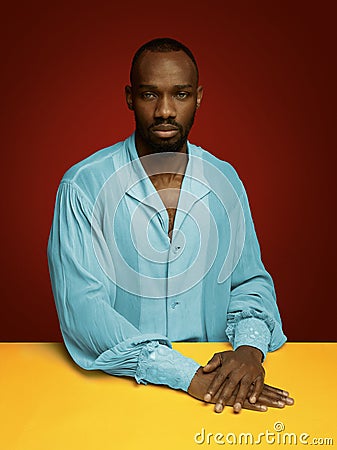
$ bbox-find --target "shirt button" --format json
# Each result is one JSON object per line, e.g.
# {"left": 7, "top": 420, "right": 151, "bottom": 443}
{"left": 173, "top": 245, "right": 181, "bottom": 254}
{"left": 171, "top": 301, "right": 180, "bottom": 309}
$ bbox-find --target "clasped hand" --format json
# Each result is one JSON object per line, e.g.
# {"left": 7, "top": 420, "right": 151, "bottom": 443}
{"left": 188, "top": 345, "right": 294, "bottom": 413}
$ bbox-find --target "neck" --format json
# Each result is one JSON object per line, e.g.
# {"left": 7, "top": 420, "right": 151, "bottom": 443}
{"left": 134, "top": 132, "right": 188, "bottom": 177}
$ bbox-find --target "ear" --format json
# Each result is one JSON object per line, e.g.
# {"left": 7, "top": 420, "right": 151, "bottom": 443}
{"left": 196, "top": 85, "right": 203, "bottom": 109}
{"left": 125, "top": 85, "right": 133, "bottom": 110}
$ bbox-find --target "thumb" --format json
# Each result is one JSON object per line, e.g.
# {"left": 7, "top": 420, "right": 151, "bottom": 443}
{"left": 203, "top": 354, "right": 221, "bottom": 373}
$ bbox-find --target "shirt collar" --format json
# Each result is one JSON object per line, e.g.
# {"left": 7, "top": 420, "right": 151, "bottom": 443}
{"left": 124, "top": 132, "right": 211, "bottom": 210}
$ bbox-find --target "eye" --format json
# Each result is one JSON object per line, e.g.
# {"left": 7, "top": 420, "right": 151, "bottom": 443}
{"left": 175, "top": 92, "right": 190, "bottom": 100}
{"left": 141, "top": 92, "right": 157, "bottom": 100}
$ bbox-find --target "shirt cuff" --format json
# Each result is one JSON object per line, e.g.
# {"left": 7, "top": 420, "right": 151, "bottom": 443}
{"left": 135, "top": 341, "right": 200, "bottom": 392}
{"left": 233, "top": 317, "right": 271, "bottom": 360}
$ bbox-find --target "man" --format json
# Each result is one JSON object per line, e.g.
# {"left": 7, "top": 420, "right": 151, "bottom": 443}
{"left": 48, "top": 38, "right": 294, "bottom": 413}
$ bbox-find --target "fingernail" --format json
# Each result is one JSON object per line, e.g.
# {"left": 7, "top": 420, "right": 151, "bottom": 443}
{"left": 286, "top": 397, "right": 294, "bottom": 405}
{"left": 278, "top": 401, "right": 285, "bottom": 408}
{"left": 250, "top": 395, "right": 256, "bottom": 404}
{"left": 283, "top": 390, "right": 289, "bottom": 396}
{"left": 233, "top": 403, "right": 241, "bottom": 413}
{"left": 204, "top": 393, "right": 212, "bottom": 402}
{"left": 260, "top": 405, "right": 268, "bottom": 411}
{"left": 215, "top": 403, "right": 223, "bottom": 413}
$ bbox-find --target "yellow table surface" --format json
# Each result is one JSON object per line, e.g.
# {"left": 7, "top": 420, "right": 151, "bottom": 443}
{"left": 0, "top": 342, "right": 336, "bottom": 449}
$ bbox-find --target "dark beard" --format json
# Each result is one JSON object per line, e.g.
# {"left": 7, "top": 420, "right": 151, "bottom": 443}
{"left": 136, "top": 113, "right": 196, "bottom": 154}
{"left": 145, "top": 132, "right": 187, "bottom": 153}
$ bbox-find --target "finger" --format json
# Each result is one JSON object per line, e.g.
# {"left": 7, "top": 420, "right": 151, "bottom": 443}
{"left": 214, "top": 377, "right": 241, "bottom": 413}
{"left": 284, "top": 396, "right": 294, "bottom": 405}
{"left": 233, "top": 377, "right": 253, "bottom": 413}
{"left": 249, "top": 377, "right": 264, "bottom": 404}
{"left": 203, "top": 367, "right": 231, "bottom": 402}
{"left": 242, "top": 400, "right": 268, "bottom": 412}
{"left": 203, "top": 354, "right": 221, "bottom": 373}
{"left": 263, "top": 384, "right": 294, "bottom": 405}
{"left": 247, "top": 383, "right": 291, "bottom": 406}
{"left": 257, "top": 392, "right": 286, "bottom": 408}
{"left": 260, "top": 389, "right": 286, "bottom": 401}
{"left": 225, "top": 393, "right": 268, "bottom": 412}
{"left": 260, "top": 387, "right": 294, "bottom": 405}
{"left": 263, "top": 384, "right": 290, "bottom": 397}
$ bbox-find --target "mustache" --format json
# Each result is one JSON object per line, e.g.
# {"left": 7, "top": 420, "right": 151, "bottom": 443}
{"left": 149, "top": 119, "right": 183, "bottom": 130}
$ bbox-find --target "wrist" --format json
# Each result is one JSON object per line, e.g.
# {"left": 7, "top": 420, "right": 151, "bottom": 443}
{"left": 187, "top": 366, "right": 203, "bottom": 393}
{"left": 235, "top": 345, "right": 263, "bottom": 362}
{"left": 232, "top": 317, "right": 271, "bottom": 361}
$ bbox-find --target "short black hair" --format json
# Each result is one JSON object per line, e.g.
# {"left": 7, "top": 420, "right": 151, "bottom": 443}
{"left": 130, "top": 37, "right": 199, "bottom": 84}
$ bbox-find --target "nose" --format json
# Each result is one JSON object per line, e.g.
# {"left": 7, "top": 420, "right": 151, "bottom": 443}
{"left": 154, "top": 94, "right": 176, "bottom": 119}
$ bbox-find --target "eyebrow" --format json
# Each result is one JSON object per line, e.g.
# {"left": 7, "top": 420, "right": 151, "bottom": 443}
{"left": 138, "top": 84, "right": 193, "bottom": 89}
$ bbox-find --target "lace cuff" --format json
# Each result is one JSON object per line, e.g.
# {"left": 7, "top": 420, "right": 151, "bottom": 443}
{"left": 135, "top": 341, "right": 200, "bottom": 392}
{"left": 232, "top": 317, "right": 271, "bottom": 359}
{"left": 91, "top": 334, "right": 171, "bottom": 377}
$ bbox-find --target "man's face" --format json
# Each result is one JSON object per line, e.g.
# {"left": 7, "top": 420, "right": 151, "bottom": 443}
{"left": 126, "top": 51, "right": 203, "bottom": 155}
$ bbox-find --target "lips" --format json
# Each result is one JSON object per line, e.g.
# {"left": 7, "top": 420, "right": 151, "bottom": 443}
{"left": 152, "top": 125, "right": 178, "bottom": 131}
{"left": 151, "top": 125, "right": 179, "bottom": 138}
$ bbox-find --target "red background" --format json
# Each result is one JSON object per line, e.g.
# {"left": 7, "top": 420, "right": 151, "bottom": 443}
{"left": 1, "top": 1, "right": 336, "bottom": 342}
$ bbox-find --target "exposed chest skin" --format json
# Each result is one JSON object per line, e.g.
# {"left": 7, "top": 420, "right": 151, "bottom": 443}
{"left": 149, "top": 173, "right": 184, "bottom": 240}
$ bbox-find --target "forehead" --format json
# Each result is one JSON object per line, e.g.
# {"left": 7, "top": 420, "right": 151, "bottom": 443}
{"left": 132, "top": 51, "right": 198, "bottom": 87}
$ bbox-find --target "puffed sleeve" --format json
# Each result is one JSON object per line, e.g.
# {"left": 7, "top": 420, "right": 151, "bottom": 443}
{"left": 225, "top": 179, "right": 287, "bottom": 358}
{"left": 47, "top": 181, "right": 199, "bottom": 391}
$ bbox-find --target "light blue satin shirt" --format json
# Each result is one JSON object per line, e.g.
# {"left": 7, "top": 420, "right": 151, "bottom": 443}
{"left": 47, "top": 133, "right": 286, "bottom": 391}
